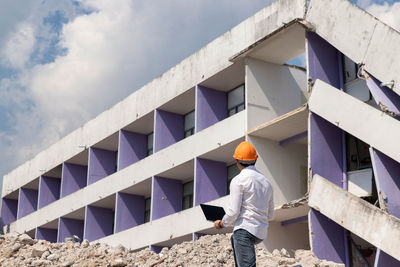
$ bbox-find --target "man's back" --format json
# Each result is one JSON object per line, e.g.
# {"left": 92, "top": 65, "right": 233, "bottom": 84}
{"left": 230, "top": 165, "right": 274, "bottom": 240}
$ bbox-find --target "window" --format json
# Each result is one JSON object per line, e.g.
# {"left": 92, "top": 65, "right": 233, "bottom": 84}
{"left": 184, "top": 110, "right": 195, "bottom": 138}
{"left": 144, "top": 197, "right": 151, "bottom": 223}
{"left": 182, "top": 181, "right": 194, "bottom": 210}
{"left": 343, "top": 55, "right": 358, "bottom": 84}
{"left": 346, "top": 134, "right": 372, "bottom": 171}
{"left": 227, "top": 84, "right": 245, "bottom": 117}
{"left": 227, "top": 163, "right": 240, "bottom": 194}
{"left": 147, "top": 132, "right": 153, "bottom": 156}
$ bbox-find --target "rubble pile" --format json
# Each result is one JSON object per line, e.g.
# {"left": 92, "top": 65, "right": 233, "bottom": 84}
{"left": 0, "top": 233, "right": 344, "bottom": 266}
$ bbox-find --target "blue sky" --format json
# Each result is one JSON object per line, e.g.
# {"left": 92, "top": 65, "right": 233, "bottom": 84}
{"left": 0, "top": 0, "right": 399, "bottom": 195}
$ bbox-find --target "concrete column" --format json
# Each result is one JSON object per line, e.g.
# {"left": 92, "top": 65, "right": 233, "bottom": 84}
{"left": 194, "top": 158, "right": 227, "bottom": 206}
{"left": 307, "top": 31, "right": 347, "bottom": 264}
{"left": 151, "top": 176, "right": 182, "bottom": 220}
{"left": 1, "top": 198, "right": 18, "bottom": 225}
{"left": 154, "top": 110, "right": 184, "bottom": 153}
{"left": 58, "top": 217, "right": 84, "bottom": 243}
{"left": 84, "top": 206, "right": 114, "bottom": 242}
{"left": 17, "top": 188, "right": 38, "bottom": 219}
{"left": 115, "top": 192, "right": 145, "bottom": 233}
{"left": 87, "top": 147, "right": 117, "bottom": 185}
{"left": 196, "top": 85, "right": 227, "bottom": 132}
{"left": 370, "top": 149, "right": 400, "bottom": 266}
{"left": 61, "top": 163, "right": 88, "bottom": 198}
{"left": 38, "top": 176, "right": 60, "bottom": 209}
{"left": 118, "top": 130, "right": 147, "bottom": 170}
{"left": 36, "top": 227, "right": 57, "bottom": 243}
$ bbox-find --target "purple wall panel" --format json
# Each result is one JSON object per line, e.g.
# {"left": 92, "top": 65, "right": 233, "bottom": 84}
{"left": 84, "top": 206, "right": 114, "bottom": 242}
{"left": 88, "top": 147, "right": 117, "bottom": 185}
{"left": 150, "top": 245, "right": 164, "bottom": 254}
{"left": 36, "top": 227, "right": 57, "bottom": 243}
{"left": 17, "top": 188, "right": 38, "bottom": 219}
{"left": 370, "top": 149, "right": 400, "bottom": 266}
{"left": 307, "top": 32, "right": 340, "bottom": 88}
{"left": 58, "top": 217, "right": 84, "bottom": 242}
{"left": 1, "top": 198, "right": 18, "bottom": 225}
{"left": 194, "top": 158, "right": 227, "bottom": 206}
{"left": 115, "top": 192, "right": 145, "bottom": 233}
{"left": 38, "top": 176, "right": 61, "bottom": 209}
{"left": 196, "top": 86, "right": 227, "bottom": 132}
{"left": 61, "top": 163, "right": 88, "bottom": 198}
{"left": 374, "top": 249, "right": 399, "bottom": 267}
{"left": 308, "top": 31, "right": 347, "bottom": 264}
{"left": 118, "top": 130, "right": 147, "bottom": 170}
{"left": 309, "top": 211, "right": 347, "bottom": 263}
{"left": 366, "top": 75, "right": 400, "bottom": 115}
{"left": 154, "top": 110, "right": 184, "bottom": 152}
{"left": 152, "top": 176, "right": 182, "bottom": 220}
{"left": 310, "top": 114, "right": 343, "bottom": 187}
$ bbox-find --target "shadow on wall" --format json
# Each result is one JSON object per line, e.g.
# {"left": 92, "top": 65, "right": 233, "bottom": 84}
{"left": 250, "top": 136, "right": 307, "bottom": 206}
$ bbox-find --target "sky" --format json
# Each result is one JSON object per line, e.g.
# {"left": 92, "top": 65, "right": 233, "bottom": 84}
{"left": 0, "top": 0, "right": 399, "bottom": 194}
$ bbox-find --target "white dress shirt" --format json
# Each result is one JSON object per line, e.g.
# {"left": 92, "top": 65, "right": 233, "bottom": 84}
{"left": 222, "top": 165, "right": 274, "bottom": 240}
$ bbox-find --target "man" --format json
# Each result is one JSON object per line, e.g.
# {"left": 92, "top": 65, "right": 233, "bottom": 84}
{"left": 214, "top": 141, "right": 274, "bottom": 267}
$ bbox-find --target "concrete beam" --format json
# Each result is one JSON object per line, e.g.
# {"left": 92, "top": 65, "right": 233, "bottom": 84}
{"left": 309, "top": 174, "right": 400, "bottom": 261}
{"left": 309, "top": 79, "right": 400, "bottom": 164}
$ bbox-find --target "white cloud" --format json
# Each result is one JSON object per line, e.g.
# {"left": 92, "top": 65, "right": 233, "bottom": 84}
{"left": 362, "top": 1, "right": 400, "bottom": 31}
{"left": 1, "top": 23, "right": 35, "bottom": 70}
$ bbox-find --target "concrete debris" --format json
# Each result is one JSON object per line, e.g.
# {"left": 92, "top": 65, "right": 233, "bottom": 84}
{"left": 0, "top": 233, "right": 344, "bottom": 266}
{"left": 281, "top": 196, "right": 308, "bottom": 209}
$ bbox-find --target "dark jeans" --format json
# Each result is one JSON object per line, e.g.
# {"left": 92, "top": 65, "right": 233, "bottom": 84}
{"left": 231, "top": 229, "right": 263, "bottom": 267}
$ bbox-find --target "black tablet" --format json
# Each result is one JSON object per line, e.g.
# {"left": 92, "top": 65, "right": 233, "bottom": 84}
{"left": 200, "top": 204, "right": 226, "bottom": 221}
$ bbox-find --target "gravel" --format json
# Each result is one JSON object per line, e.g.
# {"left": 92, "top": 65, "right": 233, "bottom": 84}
{"left": 0, "top": 233, "right": 344, "bottom": 266}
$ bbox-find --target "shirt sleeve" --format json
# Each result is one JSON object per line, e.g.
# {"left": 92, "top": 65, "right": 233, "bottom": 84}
{"left": 267, "top": 187, "right": 274, "bottom": 220}
{"left": 222, "top": 178, "right": 243, "bottom": 226}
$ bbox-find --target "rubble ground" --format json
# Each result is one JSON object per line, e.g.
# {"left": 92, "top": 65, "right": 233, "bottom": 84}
{"left": 0, "top": 233, "right": 344, "bottom": 266}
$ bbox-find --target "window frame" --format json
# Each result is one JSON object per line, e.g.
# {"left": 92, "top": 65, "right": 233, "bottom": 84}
{"left": 227, "top": 84, "right": 245, "bottom": 117}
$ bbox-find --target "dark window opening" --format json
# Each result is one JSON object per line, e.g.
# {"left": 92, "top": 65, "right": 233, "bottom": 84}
{"left": 147, "top": 133, "right": 154, "bottom": 156}
{"left": 343, "top": 55, "right": 359, "bottom": 84}
{"left": 144, "top": 197, "right": 151, "bottom": 223}
{"left": 227, "top": 84, "right": 245, "bottom": 117}
{"left": 346, "top": 134, "right": 372, "bottom": 172}
{"left": 184, "top": 110, "right": 195, "bottom": 138}
{"left": 227, "top": 163, "right": 240, "bottom": 194}
{"left": 182, "top": 181, "right": 194, "bottom": 210}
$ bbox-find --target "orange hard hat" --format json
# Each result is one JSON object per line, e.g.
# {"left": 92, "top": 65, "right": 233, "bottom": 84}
{"left": 233, "top": 141, "right": 258, "bottom": 162}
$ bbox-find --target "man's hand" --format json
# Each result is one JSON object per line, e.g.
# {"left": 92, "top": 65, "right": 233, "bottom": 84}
{"left": 214, "top": 220, "right": 224, "bottom": 229}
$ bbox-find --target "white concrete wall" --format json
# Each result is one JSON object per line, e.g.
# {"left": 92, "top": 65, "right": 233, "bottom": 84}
{"left": 248, "top": 135, "right": 307, "bottom": 206}
{"left": 246, "top": 58, "right": 307, "bottom": 130}
{"left": 2, "top": 0, "right": 306, "bottom": 197}
{"left": 264, "top": 221, "right": 309, "bottom": 254}
{"left": 8, "top": 113, "right": 246, "bottom": 234}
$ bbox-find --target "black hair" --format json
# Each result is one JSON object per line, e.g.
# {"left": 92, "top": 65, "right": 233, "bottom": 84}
{"left": 238, "top": 161, "right": 256, "bottom": 167}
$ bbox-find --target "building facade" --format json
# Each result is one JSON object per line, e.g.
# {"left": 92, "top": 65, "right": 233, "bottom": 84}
{"left": 2, "top": 0, "right": 400, "bottom": 266}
